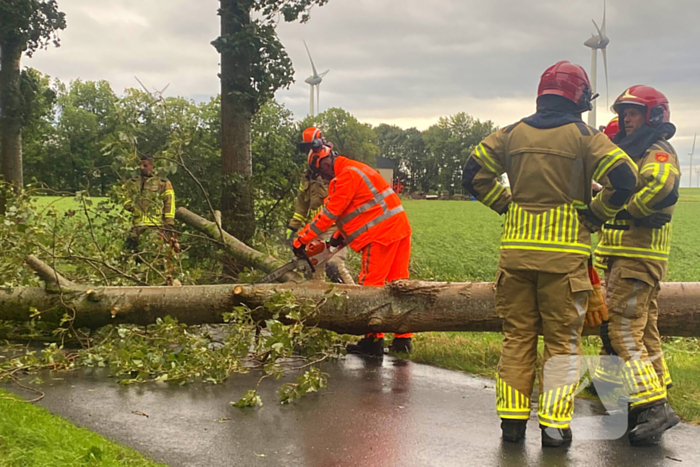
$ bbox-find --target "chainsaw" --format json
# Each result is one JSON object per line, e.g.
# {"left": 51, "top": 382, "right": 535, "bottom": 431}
{"left": 258, "top": 239, "right": 344, "bottom": 283}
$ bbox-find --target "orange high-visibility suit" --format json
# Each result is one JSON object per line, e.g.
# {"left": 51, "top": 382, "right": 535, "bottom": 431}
{"left": 295, "top": 156, "right": 413, "bottom": 339}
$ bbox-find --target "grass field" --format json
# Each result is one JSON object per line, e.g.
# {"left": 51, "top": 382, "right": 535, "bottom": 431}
{"left": 404, "top": 189, "right": 700, "bottom": 282}
{"left": 0, "top": 389, "right": 163, "bottom": 467}
{"left": 402, "top": 189, "right": 700, "bottom": 423}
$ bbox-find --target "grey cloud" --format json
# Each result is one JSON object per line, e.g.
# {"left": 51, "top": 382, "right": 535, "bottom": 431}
{"left": 24, "top": 0, "right": 700, "bottom": 162}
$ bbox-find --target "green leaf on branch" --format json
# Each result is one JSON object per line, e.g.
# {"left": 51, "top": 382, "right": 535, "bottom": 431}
{"left": 232, "top": 389, "right": 262, "bottom": 408}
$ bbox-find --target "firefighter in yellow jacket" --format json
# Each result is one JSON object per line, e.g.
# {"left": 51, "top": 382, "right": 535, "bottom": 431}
{"left": 462, "top": 61, "right": 638, "bottom": 447}
{"left": 287, "top": 127, "right": 354, "bottom": 284}
{"left": 124, "top": 153, "right": 178, "bottom": 255}
{"left": 593, "top": 86, "right": 681, "bottom": 445}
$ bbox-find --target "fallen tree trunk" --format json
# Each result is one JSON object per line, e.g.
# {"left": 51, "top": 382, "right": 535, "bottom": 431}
{"left": 175, "top": 207, "right": 302, "bottom": 283}
{"left": 2, "top": 279, "right": 700, "bottom": 336}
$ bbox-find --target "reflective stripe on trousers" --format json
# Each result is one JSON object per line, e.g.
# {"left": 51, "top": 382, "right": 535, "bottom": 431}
{"left": 496, "top": 375, "right": 531, "bottom": 420}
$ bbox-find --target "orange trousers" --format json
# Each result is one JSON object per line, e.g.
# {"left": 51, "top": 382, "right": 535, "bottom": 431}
{"left": 359, "top": 235, "right": 413, "bottom": 339}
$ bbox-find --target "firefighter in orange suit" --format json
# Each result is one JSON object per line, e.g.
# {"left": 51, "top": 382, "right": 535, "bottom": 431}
{"left": 293, "top": 146, "right": 413, "bottom": 356}
{"left": 462, "top": 61, "right": 638, "bottom": 447}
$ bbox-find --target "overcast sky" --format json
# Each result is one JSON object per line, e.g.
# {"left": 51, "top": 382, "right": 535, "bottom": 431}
{"left": 26, "top": 0, "right": 700, "bottom": 184}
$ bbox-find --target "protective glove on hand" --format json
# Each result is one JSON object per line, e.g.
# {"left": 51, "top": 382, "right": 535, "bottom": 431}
{"left": 634, "top": 212, "right": 672, "bottom": 229}
{"left": 577, "top": 205, "right": 605, "bottom": 233}
{"left": 285, "top": 227, "right": 297, "bottom": 240}
{"left": 292, "top": 240, "right": 307, "bottom": 259}
{"left": 586, "top": 265, "right": 609, "bottom": 327}
{"left": 170, "top": 235, "right": 181, "bottom": 253}
{"left": 328, "top": 233, "right": 345, "bottom": 249}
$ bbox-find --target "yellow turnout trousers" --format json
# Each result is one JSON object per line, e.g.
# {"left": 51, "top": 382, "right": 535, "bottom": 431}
{"left": 597, "top": 258, "right": 670, "bottom": 409}
{"left": 495, "top": 266, "right": 591, "bottom": 429}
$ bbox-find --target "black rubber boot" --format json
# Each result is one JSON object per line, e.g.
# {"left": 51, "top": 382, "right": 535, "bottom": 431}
{"left": 389, "top": 337, "right": 413, "bottom": 354}
{"left": 346, "top": 337, "right": 384, "bottom": 357}
{"left": 501, "top": 419, "right": 527, "bottom": 443}
{"left": 541, "top": 426, "right": 572, "bottom": 448}
{"left": 628, "top": 402, "right": 680, "bottom": 446}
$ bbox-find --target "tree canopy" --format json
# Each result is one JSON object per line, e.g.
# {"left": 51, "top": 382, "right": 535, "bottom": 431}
{"left": 0, "top": 0, "right": 66, "bottom": 56}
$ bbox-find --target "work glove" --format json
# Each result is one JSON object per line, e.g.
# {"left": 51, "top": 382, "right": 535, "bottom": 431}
{"left": 577, "top": 205, "right": 605, "bottom": 233}
{"left": 328, "top": 233, "right": 345, "bottom": 249}
{"left": 285, "top": 226, "right": 297, "bottom": 240}
{"left": 292, "top": 239, "right": 307, "bottom": 259}
{"left": 634, "top": 212, "right": 672, "bottom": 229}
{"left": 169, "top": 233, "right": 181, "bottom": 253}
{"left": 499, "top": 202, "right": 510, "bottom": 216}
{"left": 586, "top": 265, "right": 609, "bottom": 327}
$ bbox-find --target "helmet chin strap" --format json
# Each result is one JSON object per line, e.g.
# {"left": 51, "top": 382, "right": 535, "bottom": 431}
{"left": 580, "top": 90, "right": 599, "bottom": 113}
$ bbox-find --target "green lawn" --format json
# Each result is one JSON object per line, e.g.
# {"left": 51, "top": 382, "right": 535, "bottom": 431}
{"left": 401, "top": 189, "right": 700, "bottom": 423}
{"left": 0, "top": 389, "right": 163, "bottom": 467}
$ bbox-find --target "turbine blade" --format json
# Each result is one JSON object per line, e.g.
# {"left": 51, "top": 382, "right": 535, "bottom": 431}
{"left": 303, "top": 40, "right": 319, "bottom": 77}
{"left": 592, "top": 19, "right": 603, "bottom": 38}
{"left": 160, "top": 83, "right": 170, "bottom": 94}
{"left": 602, "top": 48, "right": 609, "bottom": 107}
{"left": 602, "top": 0, "right": 607, "bottom": 35}
{"left": 319, "top": 70, "right": 330, "bottom": 78}
{"left": 134, "top": 76, "right": 150, "bottom": 94}
{"left": 691, "top": 133, "right": 697, "bottom": 155}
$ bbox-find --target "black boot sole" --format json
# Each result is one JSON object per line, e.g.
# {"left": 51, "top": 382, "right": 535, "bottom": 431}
{"left": 629, "top": 416, "right": 680, "bottom": 446}
{"left": 541, "top": 428, "right": 572, "bottom": 448}
{"left": 542, "top": 438, "right": 572, "bottom": 448}
{"left": 502, "top": 433, "right": 526, "bottom": 443}
{"left": 345, "top": 345, "right": 384, "bottom": 357}
{"left": 501, "top": 421, "right": 527, "bottom": 443}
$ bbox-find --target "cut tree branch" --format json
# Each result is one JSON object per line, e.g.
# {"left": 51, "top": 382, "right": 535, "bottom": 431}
{"left": 25, "top": 255, "right": 83, "bottom": 293}
{"left": 175, "top": 207, "right": 302, "bottom": 283}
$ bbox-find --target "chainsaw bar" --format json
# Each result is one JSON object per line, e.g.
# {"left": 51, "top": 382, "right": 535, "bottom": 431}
{"left": 257, "top": 260, "right": 304, "bottom": 284}
{"left": 257, "top": 242, "right": 345, "bottom": 284}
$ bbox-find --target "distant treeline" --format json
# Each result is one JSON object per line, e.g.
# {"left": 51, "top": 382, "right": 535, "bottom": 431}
{"left": 12, "top": 68, "right": 495, "bottom": 228}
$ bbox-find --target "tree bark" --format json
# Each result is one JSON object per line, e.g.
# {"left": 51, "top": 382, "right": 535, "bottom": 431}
{"left": 25, "top": 255, "right": 84, "bottom": 293}
{"left": 219, "top": 0, "right": 256, "bottom": 243}
{"left": 0, "top": 39, "right": 24, "bottom": 196}
{"left": 175, "top": 207, "right": 302, "bottom": 283}
{"left": 2, "top": 278, "right": 700, "bottom": 337}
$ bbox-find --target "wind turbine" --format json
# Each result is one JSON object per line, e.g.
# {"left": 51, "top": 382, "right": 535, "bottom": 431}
{"left": 134, "top": 76, "right": 170, "bottom": 105}
{"left": 690, "top": 133, "right": 697, "bottom": 188}
{"left": 303, "top": 41, "right": 329, "bottom": 117}
{"left": 584, "top": 0, "right": 610, "bottom": 128}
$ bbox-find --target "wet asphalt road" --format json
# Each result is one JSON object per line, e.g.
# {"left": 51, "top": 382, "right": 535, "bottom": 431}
{"left": 5, "top": 355, "right": 699, "bottom": 467}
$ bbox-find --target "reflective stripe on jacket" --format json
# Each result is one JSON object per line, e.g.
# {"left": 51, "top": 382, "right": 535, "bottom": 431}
{"left": 124, "top": 176, "right": 175, "bottom": 227}
{"left": 297, "top": 156, "right": 411, "bottom": 251}
{"left": 500, "top": 203, "right": 591, "bottom": 256}
{"left": 288, "top": 172, "right": 330, "bottom": 231}
{"left": 594, "top": 140, "right": 680, "bottom": 278}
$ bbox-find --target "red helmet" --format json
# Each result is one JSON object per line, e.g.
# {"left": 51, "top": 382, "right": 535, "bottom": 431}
{"left": 308, "top": 145, "right": 332, "bottom": 171}
{"left": 298, "top": 126, "right": 326, "bottom": 153}
{"left": 603, "top": 117, "right": 619, "bottom": 139}
{"left": 612, "top": 85, "right": 670, "bottom": 127}
{"left": 538, "top": 61, "right": 594, "bottom": 111}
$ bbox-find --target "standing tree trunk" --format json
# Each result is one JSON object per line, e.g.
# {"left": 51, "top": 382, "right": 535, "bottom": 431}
{"left": 0, "top": 38, "right": 24, "bottom": 214}
{"left": 219, "top": 0, "right": 256, "bottom": 243}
